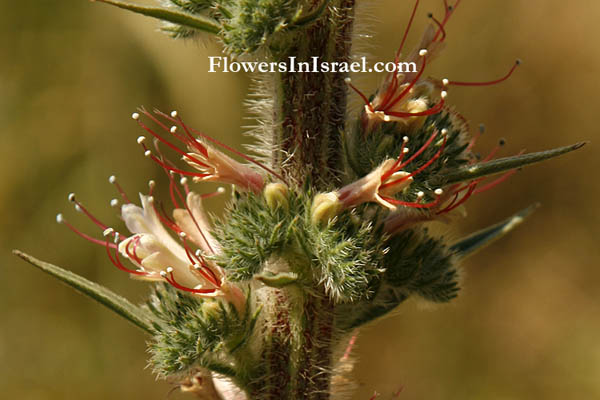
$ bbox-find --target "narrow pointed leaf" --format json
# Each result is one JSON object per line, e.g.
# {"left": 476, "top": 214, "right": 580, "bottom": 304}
{"left": 434, "top": 142, "right": 586, "bottom": 186}
{"left": 13, "top": 250, "right": 157, "bottom": 334}
{"left": 450, "top": 203, "right": 539, "bottom": 259}
{"left": 94, "top": 0, "right": 220, "bottom": 34}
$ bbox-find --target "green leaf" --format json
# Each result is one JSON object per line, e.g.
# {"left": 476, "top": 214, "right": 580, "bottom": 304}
{"left": 450, "top": 203, "right": 540, "bottom": 259}
{"left": 434, "top": 142, "right": 586, "bottom": 186}
{"left": 13, "top": 250, "right": 157, "bottom": 334}
{"left": 93, "top": 0, "right": 221, "bottom": 34}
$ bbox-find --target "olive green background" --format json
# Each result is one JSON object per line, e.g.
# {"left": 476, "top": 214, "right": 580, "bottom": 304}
{"left": 1, "top": 1, "right": 598, "bottom": 398}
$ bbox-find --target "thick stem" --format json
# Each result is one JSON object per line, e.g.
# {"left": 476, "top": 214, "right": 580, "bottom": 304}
{"left": 273, "top": 0, "right": 355, "bottom": 190}
{"left": 246, "top": 2, "right": 355, "bottom": 398}
{"left": 248, "top": 286, "right": 336, "bottom": 399}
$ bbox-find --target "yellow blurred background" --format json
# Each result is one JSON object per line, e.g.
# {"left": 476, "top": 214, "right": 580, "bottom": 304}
{"left": 1, "top": 1, "right": 598, "bottom": 398}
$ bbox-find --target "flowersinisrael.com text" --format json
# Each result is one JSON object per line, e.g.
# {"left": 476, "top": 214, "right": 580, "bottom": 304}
{"left": 208, "top": 56, "right": 417, "bottom": 74}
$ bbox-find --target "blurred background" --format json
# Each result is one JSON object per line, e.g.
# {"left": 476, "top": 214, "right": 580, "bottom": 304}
{"left": 1, "top": 0, "right": 598, "bottom": 398}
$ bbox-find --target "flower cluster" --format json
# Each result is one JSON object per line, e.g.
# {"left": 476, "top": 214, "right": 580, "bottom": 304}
{"left": 44, "top": 0, "right": 583, "bottom": 398}
{"left": 60, "top": 0, "right": 523, "bottom": 346}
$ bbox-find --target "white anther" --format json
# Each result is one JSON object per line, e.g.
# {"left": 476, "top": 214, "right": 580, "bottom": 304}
{"left": 344, "top": 77, "right": 352, "bottom": 83}
{"left": 109, "top": 175, "right": 117, "bottom": 184}
{"left": 74, "top": 204, "right": 82, "bottom": 212}
{"left": 383, "top": 115, "right": 391, "bottom": 122}
{"left": 68, "top": 193, "right": 76, "bottom": 202}
{"left": 131, "top": 112, "right": 140, "bottom": 120}
{"left": 144, "top": 150, "right": 152, "bottom": 157}
{"left": 179, "top": 231, "right": 187, "bottom": 238}
{"left": 166, "top": 267, "right": 174, "bottom": 273}
{"left": 193, "top": 264, "right": 201, "bottom": 270}
{"left": 170, "top": 110, "right": 178, "bottom": 118}
{"left": 441, "top": 128, "right": 448, "bottom": 135}
{"left": 180, "top": 177, "right": 188, "bottom": 186}
{"left": 434, "top": 188, "right": 444, "bottom": 196}
{"left": 110, "top": 198, "right": 119, "bottom": 207}
{"left": 147, "top": 196, "right": 154, "bottom": 203}
{"left": 170, "top": 126, "right": 177, "bottom": 133}
{"left": 403, "top": 136, "right": 409, "bottom": 143}
{"left": 441, "top": 90, "right": 448, "bottom": 99}
{"left": 103, "top": 228, "right": 114, "bottom": 237}
{"left": 217, "top": 187, "right": 226, "bottom": 194}
{"left": 56, "top": 213, "right": 64, "bottom": 224}
{"left": 159, "top": 271, "right": 167, "bottom": 277}
{"left": 403, "top": 147, "right": 410, "bottom": 154}
{"left": 148, "top": 180, "right": 155, "bottom": 190}
{"left": 137, "top": 136, "right": 146, "bottom": 144}
{"left": 195, "top": 249, "right": 202, "bottom": 257}
{"left": 419, "top": 49, "right": 428, "bottom": 57}
{"left": 442, "top": 78, "right": 449, "bottom": 86}
{"left": 417, "top": 191, "right": 425, "bottom": 198}
{"left": 114, "top": 232, "right": 120, "bottom": 243}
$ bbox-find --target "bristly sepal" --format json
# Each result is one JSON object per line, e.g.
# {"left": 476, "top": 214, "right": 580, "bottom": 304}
{"left": 148, "top": 283, "right": 259, "bottom": 386}
{"left": 337, "top": 227, "right": 459, "bottom": 331}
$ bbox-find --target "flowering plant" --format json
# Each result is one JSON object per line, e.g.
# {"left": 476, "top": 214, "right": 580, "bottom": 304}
{"left": 14, "top": 0, "right": 584, "bottom": 398}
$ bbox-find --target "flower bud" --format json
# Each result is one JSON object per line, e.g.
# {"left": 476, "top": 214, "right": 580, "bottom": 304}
{"left": 264, "top": 183, "right": 289, "bottom": 210}
{"left": 310, "top": 192, "right": 342, "bottom": 225}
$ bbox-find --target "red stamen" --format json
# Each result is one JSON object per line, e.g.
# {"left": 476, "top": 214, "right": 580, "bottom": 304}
{"left": 346, "top": 79, "right": 375, "bottom": 112}
{"left": 448, "top": 60, "right": 520, "bottom": 87}
{"left": 142, "top": 108, "right": 209, "bottom": 158}
{"left": 168, "top": 172, "right": 183, "bottom": 209}
{"left": 154, "top": 173, "right": 217, "bottom": 256}
{"left": 381, "top": 137, "right": 410, "bottom": 182}
{"left": 59, "top": 215, "right": 117, "bottom": 248}
{"left": 473, "top": 168, "right": 518, "bottom": 195}
{"left": 163, "top": 270, "right": 218, "bottom": 294}
{"left": 180, "top": 237, "right": 220, "bottom": 286}
{"left": 381, "top": 131, "right": 447, "bottom": 189}
{"left": 109, "top": 175, "right": 131, "bottom": 204}
{"left": 428, "top": 13, "right": 446, "bottom": 41}
{"left": 125, "top": 236, "right": 144, "bottom": 265}
{"left": 157, "top": 110, "right": 286, "bottom": 183}
{"left": 153, "top": 200, "right": 183, "bottom": 236}
{"left": 106, "top": 238, "right": 147, "bottom": 276}
{"left": 141, "top": 144, "right": 210, "bottom": 179}
{"left": 436, "top": 181, "right": 477, "bottom": 214}
{"left": 384, "top": 93, "right": 445, "bottom": 118}
{"left": 395, "top": 0, "right": 420, "bottom": 62}
{"left": 467, "top": 123, "right": 485, "bottom": 153}
{"left": 432, "top": 0, "right": 461, "bottom": 42}
{"left": 383, "top": 129, "right": 439, "bottom": 183}
{"left": 139, "top": 107, "right": 188, "bottom": 144}
{"left": 137, "top": 119, "right": 210, "bottom": 169}
{"left": 380, "top": 193, "right": 442, "bottom": 209}
{"left": 68, "top": 195, "right": 112, "bottom": 234}
{"left": 481, "top": 139, "right": 506, "bottom": 162}
{"left": 382, "top": 53, "right": 428, "bottom": 111}
{"left": 201, "top": 187, "right": 226, "bottom": 200}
